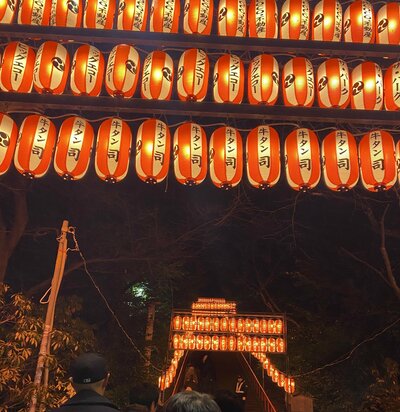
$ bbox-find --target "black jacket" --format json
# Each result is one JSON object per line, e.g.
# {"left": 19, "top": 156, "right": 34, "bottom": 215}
{"left": 50, "top": 389, "right": 119, "bottom": 412}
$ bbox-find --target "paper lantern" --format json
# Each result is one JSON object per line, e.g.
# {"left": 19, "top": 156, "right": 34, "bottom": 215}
{"left": 280, "top": 0, "right": 310, "bottom": 40}
{"left": 33, "top": 41, "right": 70, "bottom": 95}
{"left": 50, "top": 0, "right": 82, "bottom": 27}
{"left": 350, "top": 62, "right": 383, "bottom": 110}
{"left": 54, "top": 117, "right": 94, "bottom": 180}
{"left": 182, "top": 316, "right": 190, "bottom": 330}
{"left": 105, "top": 45, "right": 140, "bottom": 98}
{"left": 217, "top": 0, "right": 247, "bottom": 37}
{"left": 209, "top": 126, "right": 243, "bottom": 189}
{"left": 376, "top": 3, "right": 400, "bottom": 45}
{"left": 260, "top": 319, "right": 268, "bottom": 333}
{"left": 322, "top": 130, "right": 359, "bottom": 191}
{"left": 316, "top": 58, "right": 350, "bottom": 109}
{"left": 173, "top": 316, "right": 182, "bottom": 330}
{"left": 275, "top": 319, "right": 283, "bottom": 333}
{"left": 135, "top": 119, "right": 171, "bottom": 184}
{"left": 0, "top": 114, "right": 18, "bottom": 176}
{"left": 0, "top": 42, "right": 35, "bottom": 93}
{"left": 248, "top": 0, "right": 278, "bottom": 38}
{"left": 219, "top": 336, "right": 228, "bottom": 351}
{"left": 183, "top": 0, "right": 213, "bottom": 34}
{"left": 237, "top": 318, "right": 244, "bottom": 332}
{"left": 203, "top": 335, "right": 211, "bottom": 350}
{"left": 70, "top": 45, "right": 105, "bottom": 96}
{"left": 117, "top": 0, "right": 147, "bottom": 31}
{"left": 83, "top": 0, "right": 116, "bottom": 29}
{"left": 14, "top": 115, "right": 56, "bottom": 178}
{"left": 343, "top": 0, "right": 375, "bottom": 43}
{"left": 212, "top": 317, "right": 220, "bottom": 331}
{"left": 150, "top": 0, "right": 180, "bottom": 33}
{"left": 244, "top": 318, "right": 252, "bottom": 332}
{"left": 213, "top": 54, "right": 244, "bottom": 104}
{"left": 312, "top": 0, "right": 342, "bottom": 41}
{"left": 177, "top": 49, "right": 209, "bottom": 102}
{"left": 18, "top": 0, "right": 51, "bottom": 24}
{"left": 252, "top": 337, "right": 260, "bottom": 352}
{"left": 173, "top": 122, "right": 207, "bottom": 186}
{"left": 384, "top": 61, "right": 400, "bottom": 111}
{"left": 282, "top": 57, "right": 314, "bottom": 107}
{"left": 285, "top": 377, "right": 295, "bottom": 393}
{"left": 95, "top": 118, "right": 132, "bottom": 183}
{"left": 228, "top": 336, "right": 236, "bottom": 351}
{"left": 246, "top": 125, "right": 281, "bottom": 189}
{"left": 359, "top": 130, "right": 396, "bottom": 192}
{"left": 141, "top": 51, "right": 174, "bottom": 101}
{"left": 197, "top": 317, "right": 205, "bottom": 331}
{"left": 285, "top": 128, "right": 321, "bottom": 191}
{"left": 220, "top": 317, "right": 228, "bottom": 332}
{"left": 0, "top": 0, "right": 18, "bottom": 23}
{"left": 253, "top": 318, "right": 260, "bottom": 333}
{"left": 248, "top": 54, "right": 279, "bottom": 105}
{"left": 228, "top": 318, "right": 236, "bottom": 332}
{"left": 396, "top": 140, "right": 400, "bottom": 183}
{"left": 245, "top": 336, "right": 252, "bottom": 352}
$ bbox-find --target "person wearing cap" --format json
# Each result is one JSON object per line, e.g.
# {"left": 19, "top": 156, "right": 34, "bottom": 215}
{"left": 51, "top": 352, "right": 119, "bottom": 412}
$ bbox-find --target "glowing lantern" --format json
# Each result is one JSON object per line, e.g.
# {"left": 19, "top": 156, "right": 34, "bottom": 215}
{"left": 359, "top": 130, "right": 396, "bottom": 192}
{"left": 117, "top": 0, "right": 147, "bottom": 31}
{"left": 204, "top": 317, "right": 211, "bottom": 331}
{"left": 0, "top": 0, "right": 18, "bottom": 23}
{"left": 0, "top": 114, "right": 18, "bottom": 176}
{"left": 188, "top": 334, "right": 196, "bottom": 350}
{"left": 178, "top": 335, "right": 184, "bottom": 349}
{"left": 217, "top": 0, "right": 247, "bottom": 37}
{"left": 212, "top": 317, "right": 219, "bottom": 331}
{"left": 33, "top": 41, "right": 70, "bottom": 95}
{"left": 135, "top": 119, "right": 171, "bottom": 184}
{"left": 272, "top": 369, "right": 280, "bottom": 383}
{"left": 322, "top": 130, "right": 359, "bottom": 191}
{"left": 83, "top": 0, "right": 116, "bottom": 29}
{"left": 220, "top": 318, "right": 228, "bottom": 332}
{"left": 384, "top": 61, "right": 400, "bottom": 111}
{"left": 248, "top": 0, "right": 278, "bottom": 38}
{"left": 285, "top": 377, "right": 295, "bottom": 393}
{"left": 278, "top": 373, "right": 286, "bottom": 387}
{"left": 282, "top": 57, "right": 314, "bottom": 107}
{"left": 280, "top": 0, "right": 310, "bottom": 40}
{"left": 150, "top": 0, "right": 180, "bottom": 33}
{"left": 0, "top": 42, "right": 35, "bottom": 93}
{"left": 350, "top": 62, "right": 383, "bottom": 110}
{"left": 177, "top": 49, "right": 209, "bottom": 102}
{"left": 14, "top": 115, "right": 56, "bottom": 178}
{"left": 172, "top": 334, "right": 179, "bottom": 349}
{"left": 260, "top": 338, "right": 267, "bottom": 352}
{"left": 50, "top": 0, "right": 82, "bottom": 27}
{"left": 268, "top": 319, "right": 276, "bottom": 333}
{"left": 276, "top": 338, "right": 285, "bottom": 353}
{"left": 220, "top": 336, "right": 228, "bottom": 351}
{"left": 209, "top": 126, "right": 243, "bottom": 189}
{"left": 183, "top": 0, "right": 213, "bottom": 34}
{"left": 70, "top": 45, "right": 105, "bottom": 97}
{"left": 229, "top": 318, "right": 236, "bottom": 332}
{"left": 244, "top": 336, "right": 252, "bottom": 352}
{"left": 260, "top": 319, "right": 268, "bottom": 334}
{"left": 248, "top": 54, "right": 279, "bottom": 105}
{"left": 197, "top": 317, "right": 205, "bottom": 331}
{"left": 213, "top": 54, "right": 244, "bottom": 104}
{"left": 343, "top": 0, "right": 375, "bottom": 43}
{"left": 237, "top": 318, "right": 244, "bottom": 332}
{"left": 396, "top": 141, "right": 400, "bottom": 183}
{"left": 246, "top": 125, "right": 281, "bottom": 189}
{"left": 252, "top": 337, "right": 260, "bottom": 352}
{"left": 275, "top": 319, "right": 283, "bottom": 333}
{"left": 18, "top": 0, "right": 51, "bottom": 24}
{"left": 316, "top": 58, "right": 350, "bottom": 109}
{"left": 204, "top": 335, "right": 211, "bottom": 350}
{"left": 183, "top": 316, "right": 190, "bottom": 330}
{"left": 211, "top": 335, "right": 219, "bottom": 351}
{"left": 245, "top": 318, "right": 252, "bottom": 333}
{"left": 228, "top": 336, "right": 236, "bottom": 351}
{"left": 376, "top": 3, "right": 400, "bottom": 44}
{"left": 141, "top": 51, "right": 173, "bottom": 101}
{"left": 237, "top": 336, "right": 244, "bottom": 351}
{"left": 189, "top": 317, "right": 196, "bottom": 330}
{"left": 173, "top": 316, "right": 182, "bottom": 330}
{"left": 285, "top": 128, "right": 321, "bottom": 191}
{"left": 312, "top": 0, "right": 342, "bottom": 41}
{"left": 159, "top": 374, "right": 166, "bottom": 390}
{"left": 268, "top": 338, "right": 276, "bottom": 352}
{"left": 253, "top": 319, "right": 260, "bottom": 333}
{"left": 105, "top": 45, "right": 140, "bottom": 98}
{"left": 54, "top": 117, "right": 93, "bottom": 180}
{"left": 262, "top": 358, "right": 270, "bottom": 369}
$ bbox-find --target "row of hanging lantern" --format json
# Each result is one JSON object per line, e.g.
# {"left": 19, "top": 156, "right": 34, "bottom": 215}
{"left": 159, "top": 350, "right": 184, "bottom": 391}
{"left": 2, "top": 0, "right": 399, "bottom": 44}
{"left": 2, "top": 41, "right": 400, "bottom": 111}
{"left": 0, "top": 114, "right": 399, "bottom": 192}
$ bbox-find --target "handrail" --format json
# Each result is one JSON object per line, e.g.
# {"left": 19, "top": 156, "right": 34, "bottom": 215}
{"left": 161, "top": 350, "right": 189, "bottom": 405}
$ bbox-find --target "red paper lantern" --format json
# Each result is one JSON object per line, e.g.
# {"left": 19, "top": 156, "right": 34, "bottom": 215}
{"left": 384, "top": 61, "right": 400, "bottom": 111}
{"left": 141, "top": 51, "right": 174, "bottom": 101}
{"left": 149, "top": 0, "right": 180, "bottom": 33}
{"left": 173, "top": 122, "right": 207, "bottom": 186}
{"left": 376, "top": 3, "right": 400, "bottom": 45}
{"left": 70, "top": 45, "right": 105, "bottom": 96}
{"left": 54, "top": 117, "right": 94, "bottom": 180}
{"left": 105, "top": 45, "right": 140, "bottom": 98}
{"left": 248, "top": 54, "right": 279, "bottom": 105}
{"left": 285, "top": 377, "right": 295, "bottom": 393}
{"left": 285, "top": 128, "right": 321, "bottom": 191}
{"left": 246, "top": 126, "right": 281, "bottom": 189}
{"left": 280, "top": 0, "right": 310, "bottom": 40}
{"left": 343, "top": 0, "right": 375, "bottom": 43}
{"left": 220, "top": 336, "right": 228, "bottom": 351}
{"left": 217, "top": 0, "right": 247, "bottom": 37}
{"left": 209, "top": 126, "right": 243, "bottom": 189}
{"left": 183, "top": 0, "right": 213, "bottom": 34}
{"left": 196, "top": 335, "right": 204, "bottom": 350}
{"left": 0, "top": 42, "right": 35, "bottom": 93}
{"left": 135, "top": 119, "right": 171, "bottom": 184}
{"left": 33, "top": 41, "right": 70, "bottom": 94}
{"left": 359, "top": 130, "right": 396, "bottom": 192}
{"left": 0, "top": 0, "right": 18, "bottom": 23}
{"left": 316, "top": 58, "right": 350, "bottom": 109}
{"left": 248, "top": 0, "right": 278, "bottom": 38}
{"left": 282, "top": 57, "right": 314, "bottom": 107}
{"left": 228, "top": 336, "right": 236, "bottom": 351}
{"left": 95, "top": 118, "right": 132, "bottom": 183}
{"left": 117, "top": 0, "right": 147, "bottom": 31}
{"left": 173, "top": 316, "right": 182, "bottom": 330}
{"left": 350, "top": 62, "right": 383, "bottom": 110}
{"left": 14, "top": 115, "right": 56, "bottom": 178}
{"left": 50, "top": 0, "right": 82, "bottom": 27}
{"left": 0, "top": 114, "right": 18, "bottom": 176}
{"left": 83, "top": 0, "right": 116, "bottom": 29}
{"left": 213, "top": 54, "right": 244, "bottom": 104}
{"left": 396, "top": 140, "right": 400, "bottom": 183}
{"left": 177, "top": 49, "right": 209, "bottom": 102}
{"left": 18, "top": 0, "right": 51, "bottom": 24}
{"left": 322, "top": 130, "right": 359, "bottom": 191}
{"left": 312, "top": 0, "right": 342, "bottom": 41}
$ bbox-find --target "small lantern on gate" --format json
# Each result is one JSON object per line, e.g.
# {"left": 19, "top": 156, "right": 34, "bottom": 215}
{"left": 376, "top": 3, "right": 400, "bottom": 45}
{"left": 280, "top": 0, "right": 310, "bottom": 40}
{"left": 312, "top": 0, "right": 342, "bottom": 41}
{"left": 117, "top": 0, "right": 147, "bottom": 31}
{"left": 150, "top": 0, "right": 180, "bottom": 33}
{"left": 183, "top": 0, "right": 213, "bottom": 34}
{"left": 343, "top": 0, "right": 375, "bottom": 43}
{"left": 213, "top": 54, "right": 244, "bottom": 104}
{"left": 51, "top": 0, "right": 83, "bottom": 27}
{"left": 248, "top": 0, "right": 278, "bottom": 38}
{"left": 384, "top": 61, "right": 400, "bottom": 111}
{"left": 83, "top": 0, "right": 116, "bottom": 29}
{"left": 18, "top": 0, "right": 51, "bottom": 24}
{"left": 218, "top": 0, "right": 247, "bottom": 37}
{"left": 0, "top": 0, "right": 18, "bottom": 23}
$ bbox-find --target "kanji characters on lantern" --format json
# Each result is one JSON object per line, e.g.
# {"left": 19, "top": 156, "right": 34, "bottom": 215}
{"left": 343, "top": 0, "right": 375, "bottom": 43}
{"left": 0, "top": 114, "right": 18, "bottom": 175}
{"left": 150, "top": 0, "right": 180, "bottom": 33}
{"left": 280, "top": 0, "right": 310, "bottom": 40}
{"left": 183, "top": 0, "right": 213, "bottom": 34}
{"left": 248, "top": 0, "right": 278, "bottom": 38}
{"left": 0, "top": 0, "right": 18, "bottom": 23}
{"left": 376, "top": 2, "right": 400, "bottom": 45}
{"left": 312, "top": 0, "right": 342, "bottom": 41}
{"left": 83, "top": 0, "right": 116, "bottom": 29}
{"left": 18, "top": 0, "right": 51, "bottom": 25}
{"left": 384, "top": 61, "right": 400, "bottom": 111}
{"left": 213, "top": 54, "right": 244, "bottom": 104}
{"left": 50, "top": 0, "right": 82, "bottom": 27}
{"left": 217, "top": 0, "right": 247, "bottom": 37}
{"left": 117, "top": 0, "right": 147, "bottom": 31}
